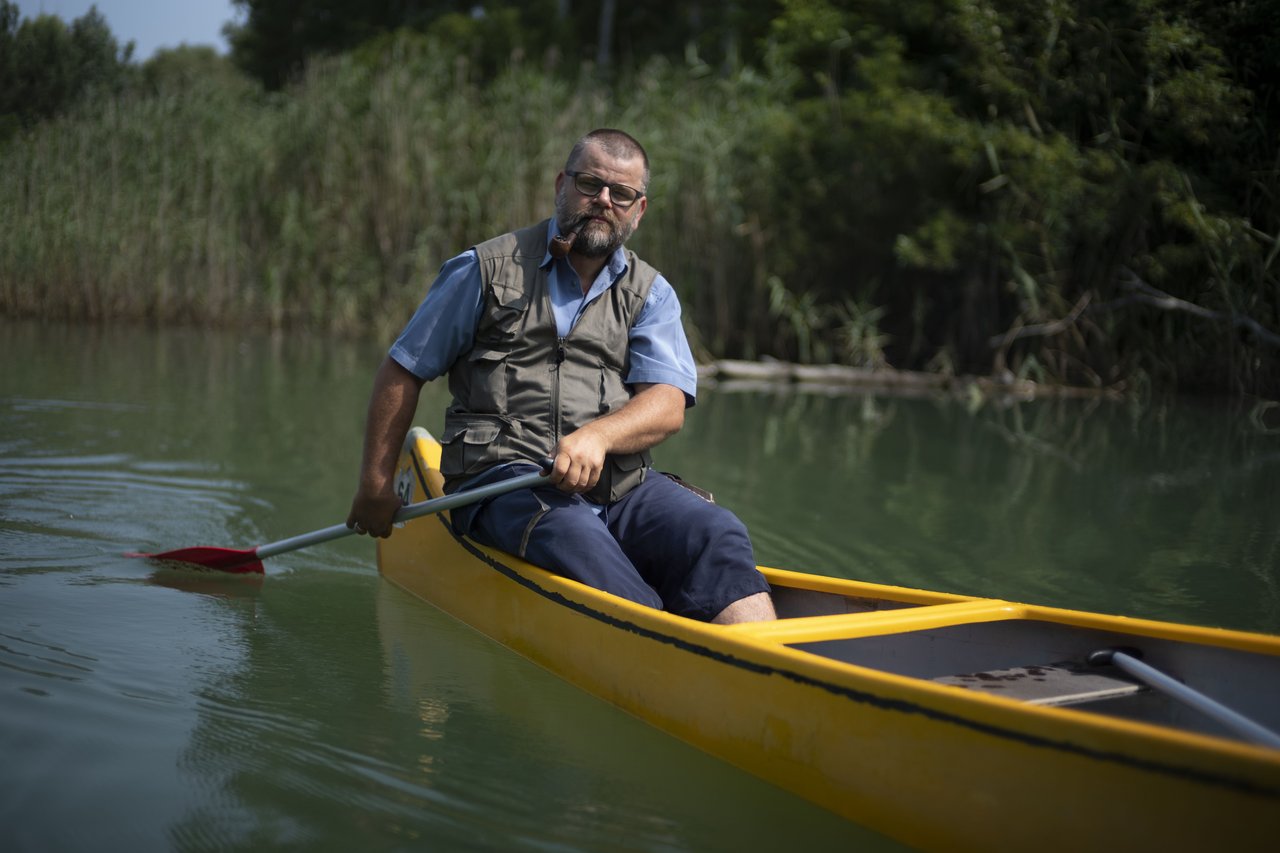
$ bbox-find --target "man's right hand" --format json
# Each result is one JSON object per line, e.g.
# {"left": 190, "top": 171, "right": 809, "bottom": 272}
{"left": 346, "top": 487, "right": 403, "bottom": 538}
{"left": 348, "top": 356, "right": 426, "bottom": 538}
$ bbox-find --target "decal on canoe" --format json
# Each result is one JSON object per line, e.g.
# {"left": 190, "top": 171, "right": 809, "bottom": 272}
{"left": 395, "top": 463, "right": 415, "bottom": 508}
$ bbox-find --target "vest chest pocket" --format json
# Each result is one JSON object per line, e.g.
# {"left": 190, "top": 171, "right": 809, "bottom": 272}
{"left": 464, "top": 347, "right": 509, "bottom": 411}
{"left": 479, "top": 280, "right": 529, "bottom": 341}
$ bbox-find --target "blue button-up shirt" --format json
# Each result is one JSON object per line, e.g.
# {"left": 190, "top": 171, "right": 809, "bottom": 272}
{"left": 389, "top": 220, "right": 699, "bottom": 405}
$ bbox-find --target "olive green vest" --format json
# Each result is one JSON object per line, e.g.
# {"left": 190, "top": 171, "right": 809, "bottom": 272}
{"left": 441, "top": 220, "right": 660, "bottom": 503}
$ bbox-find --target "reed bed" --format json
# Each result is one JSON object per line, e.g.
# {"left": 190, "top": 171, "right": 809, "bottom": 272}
{"left": 0, "top": 49, "right": 773, "bottom": 344}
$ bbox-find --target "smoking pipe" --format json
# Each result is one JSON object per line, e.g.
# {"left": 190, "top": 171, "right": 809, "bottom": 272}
{"left": 549, "top": 224, "right": 582, "bottom": 259}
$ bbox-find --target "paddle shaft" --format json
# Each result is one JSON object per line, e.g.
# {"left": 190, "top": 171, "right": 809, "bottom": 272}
{"left": 255, "top": 468, "right": 552, "bottom": 560}
{"left": 1094, "top": 649, "right": 1280, "bottom": 749}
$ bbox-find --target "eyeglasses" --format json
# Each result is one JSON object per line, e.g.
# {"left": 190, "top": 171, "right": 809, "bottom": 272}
{"left": 566, "top": 170, "right": 645, "bottom": 208}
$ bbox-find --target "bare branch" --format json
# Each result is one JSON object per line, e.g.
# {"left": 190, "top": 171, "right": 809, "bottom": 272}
{"left": 989, "top": 271, "right": 1280, "bottom": 352}
{"left": 988, "top": 291, "right": 1092, "bottom": 348}
{"left": 1118, "top": 269, "right": 1280, "bottom": 349}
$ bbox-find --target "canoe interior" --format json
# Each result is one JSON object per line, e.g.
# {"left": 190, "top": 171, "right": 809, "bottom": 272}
{"left": 770, "top": 582, "right": 1280, "bottom": 743}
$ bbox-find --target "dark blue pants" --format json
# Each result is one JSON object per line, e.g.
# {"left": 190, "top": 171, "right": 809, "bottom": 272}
{"left": 449, "top": 466, "right": 769, "bottom": 621}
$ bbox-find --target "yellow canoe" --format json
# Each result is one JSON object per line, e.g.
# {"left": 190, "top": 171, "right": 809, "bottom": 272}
{"left": 378, "top": 427, "right": 1280, "bottom": 852}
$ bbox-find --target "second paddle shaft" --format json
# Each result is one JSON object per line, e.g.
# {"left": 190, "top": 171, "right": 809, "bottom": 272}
{"left": 1092, "top": 648, "right": 1280, "bottom": 749}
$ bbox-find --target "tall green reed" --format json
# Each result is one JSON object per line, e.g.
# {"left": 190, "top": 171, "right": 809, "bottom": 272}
{"left": 0, "top": 43, "right": 779, "bottom": 344}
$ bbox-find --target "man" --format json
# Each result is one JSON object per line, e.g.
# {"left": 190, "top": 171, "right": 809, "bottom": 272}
{"left": 346, "top": 128, "right": 775, "bottom": 624}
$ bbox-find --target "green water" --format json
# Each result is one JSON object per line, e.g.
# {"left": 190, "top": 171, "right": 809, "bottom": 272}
{"left": 2, "top": 320, "right": 1277, "bottom": 851}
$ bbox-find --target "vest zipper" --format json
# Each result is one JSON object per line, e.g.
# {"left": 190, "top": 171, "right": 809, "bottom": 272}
{"left": 550, "top": 336, "right": 566, "bottom": 447}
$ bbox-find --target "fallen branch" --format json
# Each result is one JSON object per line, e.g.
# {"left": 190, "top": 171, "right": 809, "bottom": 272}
{"left": 987, "top": 271, "right": 1280, "bottom": 351}
{"left": 1117, "top": 270, "right": 1280, "bottom": 350}
{"left": 988, "top": 291, "right": 1093, "bottom": 348}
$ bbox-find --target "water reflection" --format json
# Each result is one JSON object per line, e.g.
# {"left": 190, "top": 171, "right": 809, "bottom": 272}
{"left": 374, "top": 580, "right": 892, "bottom": 850}
{"left": 146, "top": 566, "right": 265, "bottom": 599}
{"left": 2, "top": 319, "right": 1277, "bottom": 852}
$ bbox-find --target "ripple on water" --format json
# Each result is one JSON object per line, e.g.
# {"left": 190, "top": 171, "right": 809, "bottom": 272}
{"left": 0, "top": 450, "right": 258, "bottom": 576}
{"left": 6, "top": 396, "right": 153, "bottom": 415}
{"left": 0, "top": 630, "right": 97, "bottom": 684}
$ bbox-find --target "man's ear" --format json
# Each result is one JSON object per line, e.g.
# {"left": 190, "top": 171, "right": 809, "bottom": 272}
{"left": 631, "top": 195, "right": 648, "bottom": 226}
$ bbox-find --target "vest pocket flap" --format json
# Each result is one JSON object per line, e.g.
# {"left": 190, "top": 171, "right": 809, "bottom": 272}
{"left": 490, "top": 280, "right": 529, "bottom": 311}
{"left": 480, "top": 281, "right": 529, "bottom": 339}
{"left": 441, "top": 419, "right": 503, "bottom": 446}
{"left": 586, "top": 450, "right": 652, "bottom": 504}
{"left": 611, "top": 451, "right": 649, "bottom": 472}
{"left": 466, "top": 346, "right": 508, "bottom": 364}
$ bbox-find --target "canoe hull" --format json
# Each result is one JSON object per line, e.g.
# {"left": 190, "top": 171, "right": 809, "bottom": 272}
{"left": 378, "top": 428, "right": 1280, "bottom": 852}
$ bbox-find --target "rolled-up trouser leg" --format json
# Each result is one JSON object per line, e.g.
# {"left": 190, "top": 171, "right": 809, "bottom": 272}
{"left": 606, "top": 474, "right": 770, "bottom": 621}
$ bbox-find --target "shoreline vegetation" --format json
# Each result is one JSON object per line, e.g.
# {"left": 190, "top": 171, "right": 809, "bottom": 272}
{"left": 2, "top": 1, "right": 1278, "bottom": 399}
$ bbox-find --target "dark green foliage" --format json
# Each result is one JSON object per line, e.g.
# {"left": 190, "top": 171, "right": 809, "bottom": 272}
{"left": 139, "top": 44, "right": 255, "bottom": 95}
{"left": 0, "top": 1, "right": 134, "bottom": 136}
{"left": 224, "top": 1, "right": 784, "bottom": 89}
{"left": 745, "top": 0, "right": 1279, "bottom": 395}
{"left": 225, "top": 0, "right": 425, "bottom": 90}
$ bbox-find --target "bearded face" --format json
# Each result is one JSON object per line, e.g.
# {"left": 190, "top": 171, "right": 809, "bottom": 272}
{"left": 554, "top": 183, "right": 641, "bottom": 258}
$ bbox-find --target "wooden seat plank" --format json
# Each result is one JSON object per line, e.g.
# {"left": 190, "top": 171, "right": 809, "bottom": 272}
{"left": 934, "top": 662, "right": 1144, "bottom": 706}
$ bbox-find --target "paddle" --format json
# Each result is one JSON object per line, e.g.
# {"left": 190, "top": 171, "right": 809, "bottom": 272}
{"left": 1089, "top": 647, "right": 1280, "bottom": 748}
{"left": 130, "top": 462, "right": 553, "bottom": 574}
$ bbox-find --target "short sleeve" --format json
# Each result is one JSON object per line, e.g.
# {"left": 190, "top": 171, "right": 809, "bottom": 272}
{"left": 389, "top": 251, "right": 485, "bottom": 381}
{"left": 625, "top": 275, "right": 698, "bottom": 406}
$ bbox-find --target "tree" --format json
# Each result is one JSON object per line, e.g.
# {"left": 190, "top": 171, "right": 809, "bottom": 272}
{"left": 226, "top": 0, "right": 451, "bottom": 89}
{"left": 224, "top": 0, "right": 782, "bottom": 89}
{"left": 141, "top": 44, "right": 253, "bottom": 95}
{"left": 0, "top": 1, "right": 134, "bottom": 135}
{"left": 750, "top": 0, "right": 1275, "bottom": 392}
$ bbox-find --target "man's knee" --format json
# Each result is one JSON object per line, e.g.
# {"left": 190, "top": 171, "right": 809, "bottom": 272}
{"left": 711, "top": 590, "right": 777, "bottom": 624}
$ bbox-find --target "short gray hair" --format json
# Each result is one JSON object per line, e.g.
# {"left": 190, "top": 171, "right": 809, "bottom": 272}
{"left": 565, "top": 129, "right": 650, "bottom": 188}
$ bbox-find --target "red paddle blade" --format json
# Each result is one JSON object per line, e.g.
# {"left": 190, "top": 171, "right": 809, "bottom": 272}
{"left": 126, "top": 546, "right": 265, "bottom": 574}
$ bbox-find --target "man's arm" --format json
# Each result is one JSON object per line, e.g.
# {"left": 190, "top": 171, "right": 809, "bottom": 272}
{"left": 346, "top": 356, "right": 426, "bottom": 537}
{"left": 551, "top": 382, "right": 685, "bottom": 493}
{"left": 348, "top": 251, "right": 484, "bottom": 536}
